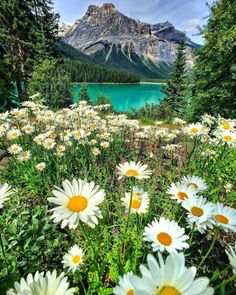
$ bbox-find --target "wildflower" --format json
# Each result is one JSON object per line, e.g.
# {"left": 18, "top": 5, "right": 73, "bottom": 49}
{"left": 6, "top": 271, "right": 74, "bottom": 295}
{"left": 121, "top": 187, "right": 149, "bottom": 214}
{"left": 7, "top": 144, "right": 22, "bottom": 155}
{"left": 100, "top": 141, "right": 110, "bottom": 148}
{"left": 167, "top": 181, "right": 196, "bottom": 203}
{"left": 6, "top": 129, "right": 21, "bottom": 140}
{"left": 91, "top": 147, "right": 100, "bottom": 156}
{"left": 48, "top": 178, "right": 105, "bottom": 229}
{"left": 218, "top": 119, "right": 235, "bottom": 131}
{"left": 23, "top": 125, "right": 34, "bottom": 134}
{"left": 226, "top": 242, "right": 236, "bottom": 274}
{"left": 62, "top": 245, "right": 84, "bottom": 273}
{"left": 213, "top": 203, "right": 236, "bottom": 232}
{"left": 143, "top": 217, "right": 189, "bottom": 253}
{"left": 43, "top": 138, "right": 56, "bottom": 149}
{"left": 129, "top": 253, "right": 214, "bottom": 295}
{"left": 182, "top": 175, "right": 208, "bottom": 192}
{"left": 36, "top": 162, "right": 46, "bottom": 171}
{"left": 17, "top": 151, "right": 31, "bottom": 161}
{"left": 113, "top": 271, "right": 135, "bottom": 295}
{"left": 219, "top": 131, "right": 236, "bottom": 146}
{"left": 33, "top": 134, "right": 45, "bottom": 144}
{"left": 182, "top": 195, "right": 214, "bottom": 229}
{"left": 224, "top": 183, "right": 233, "bottom": 192}
{"left": 184, "top": 123, "right": 207, "bottom": 136}
{"left": 117, "top": 161, "right": 151, "bottom": 180}
{"left": 0, "top": 183, "right": 14, "bottom": 208}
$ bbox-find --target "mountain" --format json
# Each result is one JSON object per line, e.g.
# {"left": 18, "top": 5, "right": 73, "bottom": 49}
{"left": 59, "top": 3, "right": 198, "bottom": 78}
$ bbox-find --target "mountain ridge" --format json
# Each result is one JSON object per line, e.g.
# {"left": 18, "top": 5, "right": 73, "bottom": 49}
{"left": 59, "top": 3, "right": 198, "bottom": 78}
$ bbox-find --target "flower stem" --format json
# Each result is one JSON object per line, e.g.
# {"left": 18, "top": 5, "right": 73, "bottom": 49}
{"left": 197, "top": 231, "right": 218, "bottom": 271}
{"left": 215, "top": 274, "right": 236, "bottom": 290}
{"left": 0, "top": 233, "right": 8, "bottom": 271}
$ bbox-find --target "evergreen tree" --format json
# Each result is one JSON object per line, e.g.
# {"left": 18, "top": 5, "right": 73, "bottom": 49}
{"left": 78, "top": 84, "right": 91, "bottom": 102}
{"left": 28, "top": 59, "right": 72, "bottom": 109}
{"left": 0, "top": 0, "right": 59, "bottom": 101}
{"left": 190, "top": 0, "right": 236, "bottom": 120}
{"left": 161, "top": 41, "right": 187, "bottom": 118}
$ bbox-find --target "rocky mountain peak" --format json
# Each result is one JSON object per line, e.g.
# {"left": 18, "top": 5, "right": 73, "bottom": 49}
{"left": 85, "top": 3, "right": 116, "bottom": 17}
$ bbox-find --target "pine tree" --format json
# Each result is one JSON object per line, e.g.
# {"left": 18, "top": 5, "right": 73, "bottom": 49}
{"left": 0, "top": 0, "right": 59, "bottom": 102}
{"left": 28, "top": 59, "right": 72, "bottom": 109}
{"left": 78, "top": 83, "right": 91, "bottom": 102}
{"left": 190, "top": 0, "right": 236, "bottom": 120}
{"left": 161, "top": 41, "right": 187, "bottom": 118}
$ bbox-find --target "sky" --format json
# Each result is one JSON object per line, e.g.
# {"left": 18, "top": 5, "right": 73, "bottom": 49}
{"left": 54, "top": 0, "right": 214, "bottom": 44}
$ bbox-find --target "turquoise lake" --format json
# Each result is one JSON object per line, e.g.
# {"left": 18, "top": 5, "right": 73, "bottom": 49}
{"left": 72, "top": 83, "right": 165, "bottom": 112}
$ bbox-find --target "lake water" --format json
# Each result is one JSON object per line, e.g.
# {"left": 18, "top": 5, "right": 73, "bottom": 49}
{"left": 72, "top": 83, "right": 165, "bottom": 112}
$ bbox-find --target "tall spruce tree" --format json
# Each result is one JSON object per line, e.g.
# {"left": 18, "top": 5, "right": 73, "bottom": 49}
{"left": 161, "top": 41, "right": 187, "bottom": 118}
{"left": 190, "top": 0, "right": 236, "bottom": 120}
{"left": 0, "top": 0, "right": 59, "bottom": 103}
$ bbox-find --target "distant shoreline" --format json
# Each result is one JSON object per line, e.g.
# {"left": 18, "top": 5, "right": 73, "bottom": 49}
{"left": 72, "top": 81, "right": 166, "bottom": 85}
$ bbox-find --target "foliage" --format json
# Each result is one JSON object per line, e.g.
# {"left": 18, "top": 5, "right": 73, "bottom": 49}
{"left": 161, "top": 42, "right": 188, "bottom": 119}
{"left": 0, "top": 103, "right": 235, "bottom": 293}
{"left": 0, "top": 0, "right": 59, "bottom": 102}
{"left": 28, "top": 59, "right": 72, "bottom": 109}
{"left": 189, "top": 0, "right": 236, "bottom": 120}
{"left": 78, "top": 83, "right": 91, "bottom": 103}
{"left": 63, "top": 59, "right": 140, "bottom": 83}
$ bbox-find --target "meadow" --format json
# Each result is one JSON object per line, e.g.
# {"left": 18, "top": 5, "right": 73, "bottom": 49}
{"left": 0, "top": 100, "right": 235, "bottom": 295}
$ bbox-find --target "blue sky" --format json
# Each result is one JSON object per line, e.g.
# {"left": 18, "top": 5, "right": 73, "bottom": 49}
{"left": 54, "top": 0, "right": 214, "bottom": 44}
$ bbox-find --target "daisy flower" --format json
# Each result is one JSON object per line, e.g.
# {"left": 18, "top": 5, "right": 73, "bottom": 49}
{"left": 62, "top": 245, "right": 84, "bottom": 273}
{"left": 7, "top": 270, "right": 74, "bottom": 295}
{"left": 6, "top": 129, "right": 21, "bottom": 140}
{"left": 219, "top": 131, "right": 236, "bottom": 146}
{"left": 213, "top": 203, "right": 236, "bottom": 232}
{"left": 117, "top": 161, "right": 152, "bottom": 180}
{"left": 226, "top": 242, "right": 236, "bottom": 274}
{"left": 7, "top": 144, "right": 22, "bottom": 155}
{"left": 167, "top": 181, "right": 196, "bottom": 203}
{"left": 0, "top": 183, "right": 14, "bottom": 208}
{"left": 143, "top": 217, "right": 189, "bottom": 253}
{"left": 121, "top": 187, "right": 149, "bottom": 214}
{"left": 17, "top": 151, "right": 31, "bottom": 161}
{"left": 113, "top": 271, "right": 135, "bottom": 295}
{"left": 36, "top": 162, "right": 46, "bottom": 171}
{"left": 186, "top": 218, "right": 214, "bottom": 234}
{"left": 48, "top": 178, "right": 105, "bottom": 229}
{"left": 182, "top": 175, "right": 208, "bottom": 192}
{"left": 182, "top": 195, "right": 214, "bottom": 224}
{"left": 130, "top": 253, "right": 214, "bottom": 295}
{"left": 43, "top": 138, "right": 56, "bottom": 149}
{"left": 184, "top": 123, "right": 207, "bottom": 137}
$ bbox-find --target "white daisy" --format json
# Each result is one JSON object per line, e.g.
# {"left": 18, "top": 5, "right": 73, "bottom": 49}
{"left": 186, "top": 218, "right": 214, "bottom": 234}
{"left": 121, "top": 187, "right": 149, "bottom": 214}
{"left": 7, "top": 270, "right": 74, "bottom": 295}
{"left": 182, "top": 195, "right": 214, "bottom": 224}
{"left": 43, "top": 138, "right": 56, "bottom": 149}
{"left": 117, "top": 161, "right": 152, "bottom": 180}
{"left": 167, "top": 181, "right": 196, "bottom": 203}
{"left": 17, "top": 151, "right": 31, "bottom": 161}
{"left": 143, "top": 217, "right": 189, "bottom": 253}
{"left": 113, "top": 271, "right": 135, "bottom": 295}
{"left": 0, "top": 183, "right": 14, "bottom": 208}
{"left": 36, "top": 162, "right": 46, "bottom": 171}
{"left": 48, "top": 178, "right": 105, "bottom": 229}
{"left": 226, "top": 242, "right": 236, "bottom": 274}
{"left": 219, "top": 131, "right": 236, "bottom": 146}
{"left": 130, "top": 253, "right": 214, "bottom": 295}
{"left": 6, "top": 129, "right": 21, "bottom": 140}
{"left": 212, "top": 203, "right": 236, "bottom": 232}
{"left": 182, "top": 175, "right": 208, "bottom": 192}
{"left": 62, "top": 245, "right": 84, "bottom": 273}
{"left": 7, "top": 144, "right": 22, "bottom": 155}
{"left": 184, "top": 123, "right": 208, "bottom": 137}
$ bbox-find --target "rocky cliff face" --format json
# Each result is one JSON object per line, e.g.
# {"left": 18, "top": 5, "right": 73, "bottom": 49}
{"left": 59, "top": 3, "right": 198, "bottom": 78}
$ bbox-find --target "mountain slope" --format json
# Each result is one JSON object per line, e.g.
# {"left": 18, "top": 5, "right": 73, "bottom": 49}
{"left": 60, "top": 3, "right": 198, "bottom": 78}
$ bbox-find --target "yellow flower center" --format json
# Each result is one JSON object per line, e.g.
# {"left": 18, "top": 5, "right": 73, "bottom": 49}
{"left": 223, "top": 123, "right": 230, "bottom": 130}
{"left": 189, "top": 182, "right": 198, "bottom": 189}
{"left": 157, "top": 232, "right": 172, "bottom": 246}
{"left": 125, "top": 169, "right": 139, "bottom": 177}
{"left": 191, "top": 207, "right": 204, "bottom": 217}
{"left": 157, "top": 286, "right": 181, "bottom": 295}
{"left": 223, "top": 135, "right": 232, "bottom": 142}
{"left": 12, "top": 132, "right": 18, "bottom": 137}
{"left": 215, "top": 214, "right": 229, "bottom": 224}
{"left": 191, "top": 128, "right": 199, "bottom": 133}
{"left": 177, "top": 192, "right": 188, "bottom": 200}
{"left": 47, "top": 142, "right": 53, "bottom": 147}
{"left": 126, "top": 290, "right": 134, "bottom": 295}
{"left": 13, "top": 147, "right": 19, "bottom": 152}
{"left": 67, "top": 196, "right": 88, "bottom": 212}
{"left": 72, "top": 255, "right": 81, "bottom": 264}
{"left": 131, "top": 199, "right": 141, "bottom": 209}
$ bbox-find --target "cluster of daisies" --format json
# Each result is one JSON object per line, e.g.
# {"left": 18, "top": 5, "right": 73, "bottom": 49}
{"left": 1, "top": 158, "right": 236, "bottom": 294}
